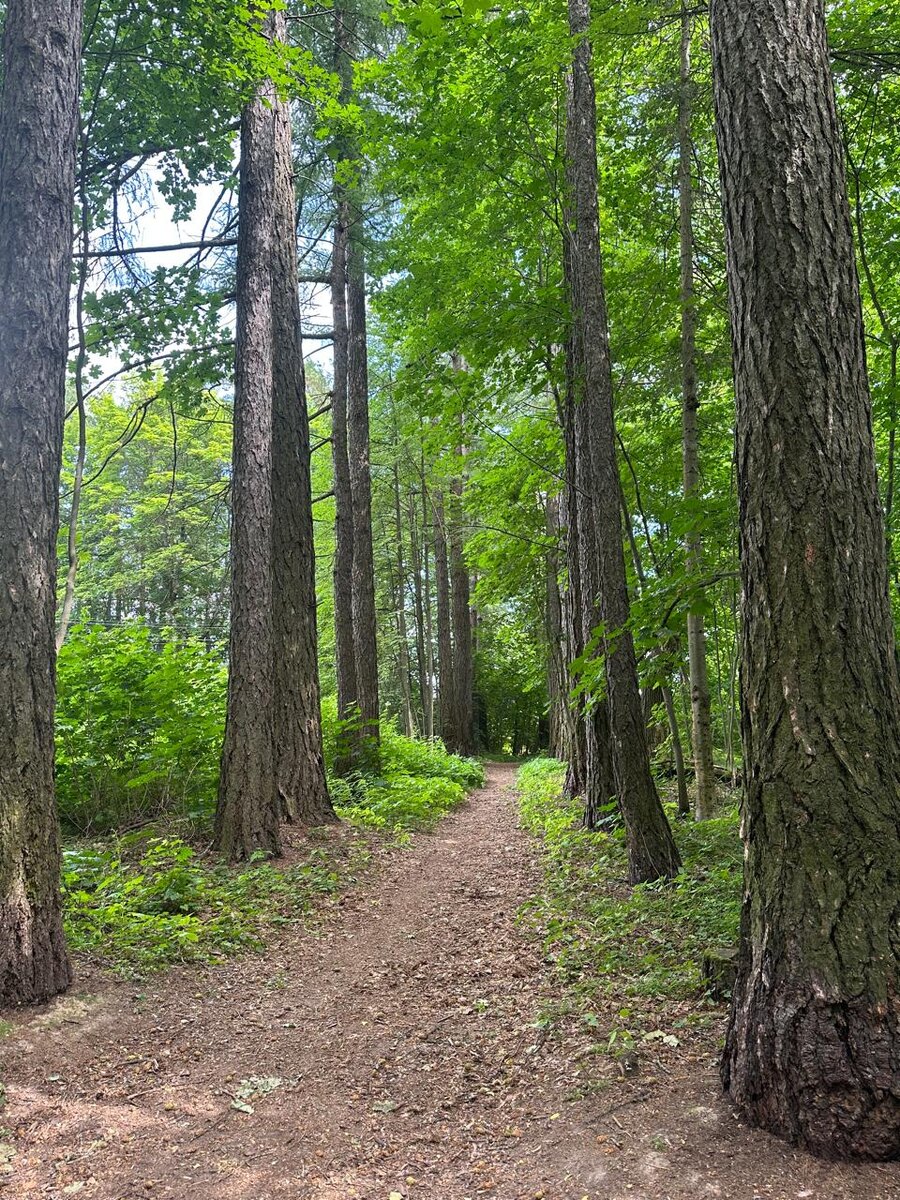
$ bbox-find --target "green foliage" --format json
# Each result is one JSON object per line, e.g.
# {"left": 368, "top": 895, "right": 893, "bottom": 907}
{"left": 517, "top": 758, "right": 742, "bottom": 1001}
{"left": 62, "top": 832, "right": 369, "bottom": 976}
{"left": 322, "top": 698, "right": 484, "bottom": 833}
{"left": 56, "top": 623, "right": 226, "bottom": 834}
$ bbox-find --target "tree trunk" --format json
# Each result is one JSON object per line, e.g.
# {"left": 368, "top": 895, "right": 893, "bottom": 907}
{"left": 393, "top": 462, "right": 416, "bottom": 737}
{"left": 270, "top": 22, "right": 335, "bottom": 825}
{"left": 346, "top": 213, "right": 380, "bottom": 761}
{"left": 449, "top": 469, "right": 475, "bottom": 756}
{"left": 0, "top": 0, "right": 82, "bottom": 1006}
{"left": 421, "top": 472, "right": 436, "bottom": 739}
{"left": 560, "top": 359, "right": 587, "bottom": 800}
{"left": 408, "top": 484, "right": 433, "bottom": 738}
{"left": 712, "top": 0, "right": 900, "bottom": 1160}
{"left": 566, "top": 0, "right": 680, "bottom": 880}
{"left": 545, "top": 494, "right": 573, "bottom": 762}
{"left": 215, "top": 66, "right": 280, "bottom": 862}
{"left": 678, "top": 5, "right": 716, "bottom": 822}
{"left": 433, "top": 492, "right": 458, "bottom": 751}
{"left": 330, "top": 0, "right": 360, "bottom": 773}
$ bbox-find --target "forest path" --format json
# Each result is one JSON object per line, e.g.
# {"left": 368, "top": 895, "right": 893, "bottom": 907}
{"left": 4, "top": 763, "right": 898, "bottom": 1199}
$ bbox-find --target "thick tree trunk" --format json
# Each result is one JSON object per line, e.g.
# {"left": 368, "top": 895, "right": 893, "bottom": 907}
{"left": 571, "top": 356, "right": 616, "bottom": 830}
{"left": 678, "top": 6, "right": 716, "bottom": 822}
{"left": 215, "top": 71, "right": 280, "bottom": 862}
{"left": 270, "top": 29, "right": 335, "bottom": 825}
{"left": 433, "top": 492, "right": 458, "bottom": 751}
{"left": 712, "top": 0, "right": 900, "bottom": 1160}
{"left": 0, "top": 0, "right": 82, "bottom": 1006}
{"left": 566, "top": 0, "right": 680, "bottom": 880}
{"left": 346, "top": 219, "right": 380, "bottom": 760}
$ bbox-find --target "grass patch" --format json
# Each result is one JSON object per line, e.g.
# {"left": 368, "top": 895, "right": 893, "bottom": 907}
{"left": 517, "top": 757, "right": 742, "bottom": 1003}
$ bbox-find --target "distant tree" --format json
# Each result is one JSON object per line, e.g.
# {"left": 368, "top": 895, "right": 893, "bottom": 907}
{"left": 565, "top": 0, "right": 681, "bottom": 881}
{"left": 0, "top": 0, "right": 83, "bottom": 1004}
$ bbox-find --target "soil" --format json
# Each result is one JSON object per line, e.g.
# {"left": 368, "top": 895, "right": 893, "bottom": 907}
{"left": 2, "top": 763, "right": 898, "bottom": 1200}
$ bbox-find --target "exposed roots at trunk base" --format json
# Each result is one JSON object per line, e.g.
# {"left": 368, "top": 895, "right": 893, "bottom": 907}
{"left": 722, "top": 995, "right": 900, "bottom": 1161}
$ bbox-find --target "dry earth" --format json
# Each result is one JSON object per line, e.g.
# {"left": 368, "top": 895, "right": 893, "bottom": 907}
{"left": 2, "top": 763, "right": 898, "bottom": 1199}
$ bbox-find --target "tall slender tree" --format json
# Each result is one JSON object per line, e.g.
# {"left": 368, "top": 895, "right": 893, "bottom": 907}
{"left": 433, "top": 491, "right": 458, "bottom": 749}
{"left": 565, "top": 0, "right": 681, "bottom": 881}
{"left": 215, "top": 48, "right": 280, "bottom": 861}
{"left": 0, "top": 0, "right": 83, "bottom": 1005}
{"left": 271, "top": 10, "right": 334, "bottom": 825}
{"left": 346, "top": 213, "right": 381, "bottom": 757}
{"left": 712, "top": 0, "right": 900, "bottom": 1159}
{"left": 677, "top": 6, "right": 716, "bottom": 822}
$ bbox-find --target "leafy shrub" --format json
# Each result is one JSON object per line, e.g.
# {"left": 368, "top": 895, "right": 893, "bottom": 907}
{"left": 56, "top": 623, "right": 225, "bottom": 833}
{"left": 62, "top": 832, "right": 370, "bottom": 975}
{"left": 517, "top": 757, "right": 742, "bottom": 1000}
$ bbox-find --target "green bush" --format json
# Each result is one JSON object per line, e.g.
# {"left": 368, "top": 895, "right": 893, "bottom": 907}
{"left": 62, "top": 832, "right": 369, "bottom": 975}
{"left": 56, "top": 623, "right": 226, "bottom": 833}
{"left": 517, "top": 757, "right": 742, "bottom": 1000}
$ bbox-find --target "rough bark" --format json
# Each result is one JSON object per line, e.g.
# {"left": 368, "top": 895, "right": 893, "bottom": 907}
{"left": 712, "top": 0, "right": 900, "bottom": 1160}
{"left": 433, "top": 493, "right": 458, "bottom": 751}
{"left": 571, "top": 351, "right": 616, "bottom": 830}
{"left": 215, "top": 72, "right": 280, "bottom": 862}
{"left": 566, "top": 0, "right": 681, "bottom": 880}
{"left": 678, "top": 6, "right": 716, "bottom": 822}
{"left": 270, "top": 26, "right": 335, "bottom": 825}
{"left": 0, "top": 0, "right": 82, "bottom": 1006}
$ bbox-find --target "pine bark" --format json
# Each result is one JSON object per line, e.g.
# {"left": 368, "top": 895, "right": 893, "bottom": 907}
{"left": 0, "top": 0, "right": 82, "bottom": 1006}
{"left": 678, "top": 7, "right": 716, "bottom": 822}
{"left": 712, "top": 0, "right": 900, "bottom": 1160}
{"left": 270, "top": 25, "right": 334, "bottom": 825}
{"left": 566, "top": 0, "right": 681, "bottom": 879}
{"left": 215, "top": 71, "right": 280, "bottom": 861}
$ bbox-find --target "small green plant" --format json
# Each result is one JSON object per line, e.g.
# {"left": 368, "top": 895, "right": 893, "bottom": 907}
{"left": 516, "top": 757, "right": 742, "bottom": 1002}
{"left": 61, "top": 833, "right": 371, "bottom": 976}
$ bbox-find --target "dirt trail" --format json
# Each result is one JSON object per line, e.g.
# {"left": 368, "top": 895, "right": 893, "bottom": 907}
{"left": 3, "top": 764, "right": 898, "bottom": 1199}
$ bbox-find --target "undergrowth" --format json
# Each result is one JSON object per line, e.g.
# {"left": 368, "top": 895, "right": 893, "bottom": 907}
{"left": 517, "top": 757, "right": 741, "bottom": 1003}
{"left": 57, "top": 627, "right": 483, "bottom": 977}
{"left": 62, "top": 833, "right": 373, "bottom": 976}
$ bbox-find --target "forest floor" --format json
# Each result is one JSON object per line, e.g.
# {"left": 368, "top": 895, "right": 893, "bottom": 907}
{"left": 2, "top": 763, "right": 899, "bottom": 1200}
